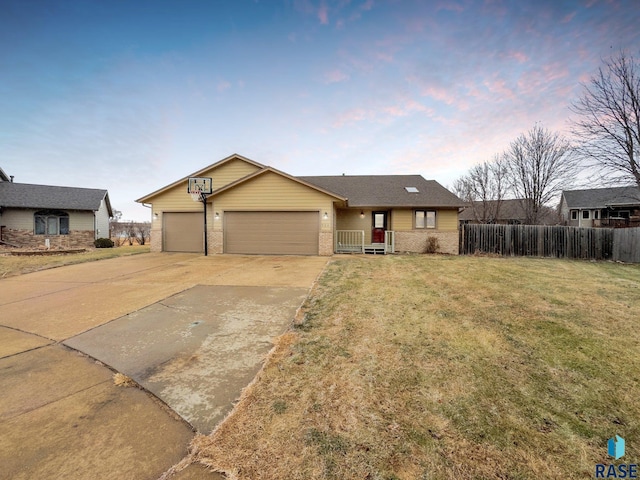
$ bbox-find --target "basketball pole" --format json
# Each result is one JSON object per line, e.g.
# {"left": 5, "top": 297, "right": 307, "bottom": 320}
{"left": 202, "top": 193, "right": 208, "bottom": 256}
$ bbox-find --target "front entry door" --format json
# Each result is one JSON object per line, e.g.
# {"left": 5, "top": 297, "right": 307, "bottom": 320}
{"left": 372, "top": 211, "right": 387, "bottom": 243}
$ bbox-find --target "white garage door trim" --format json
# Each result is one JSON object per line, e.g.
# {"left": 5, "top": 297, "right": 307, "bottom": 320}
{"left": 224, "top": 211, "right": 319, "bottom": 255}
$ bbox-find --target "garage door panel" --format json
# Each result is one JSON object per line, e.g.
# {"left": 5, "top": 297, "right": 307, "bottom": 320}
{"left": 225, "top": 212, "right": 318, "bottom": 255}
{"left": 164, "top": 212, "right": 203, "bottom": 253}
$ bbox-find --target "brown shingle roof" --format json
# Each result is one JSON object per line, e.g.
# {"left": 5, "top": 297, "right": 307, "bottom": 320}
{"left": 299, "top": 175, "right": 465, "bottom": 208}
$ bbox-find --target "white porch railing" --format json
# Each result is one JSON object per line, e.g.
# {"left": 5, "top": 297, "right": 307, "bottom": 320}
{"left": 335, "top": 230, "right": 365, "bottom": 253}
{"left": 385, "top": 230, "right": 395, "bottom": 254}
{"left": 335, "top": 230, "right": 395, "bottom": 254}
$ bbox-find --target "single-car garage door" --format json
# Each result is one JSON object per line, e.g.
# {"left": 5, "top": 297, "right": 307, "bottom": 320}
{"left": 225, "top": 211, "right": 319, "bottom": 255}
{"left": 164, "top": 212, "right": 203, "bottom": 252}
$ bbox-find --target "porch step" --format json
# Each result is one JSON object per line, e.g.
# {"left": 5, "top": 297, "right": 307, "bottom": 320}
{"left": 364, "top": 245, "right": 386, "bottom": 254}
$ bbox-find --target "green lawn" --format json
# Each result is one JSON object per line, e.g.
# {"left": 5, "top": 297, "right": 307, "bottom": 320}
{"left": 194, "top": 255, "right": 640, "bottom": 479}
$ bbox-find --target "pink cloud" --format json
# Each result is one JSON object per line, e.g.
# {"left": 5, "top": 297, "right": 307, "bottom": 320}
{"left": 324, "top": 69, "right": 350, "bottom": 84}
{"left": 333, "top": 107, "right": 370, "bottom": 127}
{"left": 318, "top": 2, "right": 329, "bottom": 24}
{"left": 217, "top": 80, "right": 231, "bottom": 92}
{"left": 383, "top": 99, "right": 433, "bottom": 117}
{"left": 502, "top": 50, "right": 529, "bottom": 63}
{"left": 483, "top": 77, "right": 515, "bottom": 99}
{"left": 421, "top": 85, "right": 458, "bottom": 106}
{"left": 436, "top": 1, "right": 464, "bottom": 13}
{"left": 562, "top": 11, "right": 576, "bottom": 23}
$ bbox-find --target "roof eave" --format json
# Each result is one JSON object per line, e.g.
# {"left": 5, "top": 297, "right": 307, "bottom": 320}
{"left": 136, "top": 153, "right": 266, "bottom": 203}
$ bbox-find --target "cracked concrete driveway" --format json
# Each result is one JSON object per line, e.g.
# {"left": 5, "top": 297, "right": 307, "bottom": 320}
{"left": 0, "top": 253, "right": 327, "bottom": 479}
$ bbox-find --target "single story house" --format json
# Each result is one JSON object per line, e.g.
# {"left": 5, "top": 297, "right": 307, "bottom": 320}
{"left": 560, "top": 186, "right": 640, "bottom": 228}
{"left": 459, "top": 199, "right": 559, "bottom": 225}
{"left": 0, "top": 167, "right": 112, "bottom": 249}
{"left": 136, "top": 154, "right": 466, "bottom": 256}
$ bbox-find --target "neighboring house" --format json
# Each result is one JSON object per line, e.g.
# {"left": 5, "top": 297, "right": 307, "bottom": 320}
{"left": 459, "top": 199, "right": 559, "bottom": 225}
{"left": 560, "top": 186, "right": 640, "bottom": 228}
{"left": 0, "top": 168, "right": 112, "bottom": 249}
{"left": 136, "top": 153, "right": 466, "bottom": 256}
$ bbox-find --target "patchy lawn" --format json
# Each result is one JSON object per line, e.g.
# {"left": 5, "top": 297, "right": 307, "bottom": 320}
{"left": 192, "top": 255, "right": 640, "bottom": 479}
{"left": 0, "top": 245, "right": 150, "bottom": 278}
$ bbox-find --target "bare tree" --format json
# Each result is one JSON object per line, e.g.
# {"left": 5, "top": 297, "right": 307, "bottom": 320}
{"left": 134, "top": 222, "right": 151, "bottom": 245}
{"left": 453, "top": 155, "right": 509, "bottom": 223}
{"left": 571, "top": 51, "right": 640, "bottom": 189}
{"left": 504, "top": 124, "right": 578, "bottom": 224}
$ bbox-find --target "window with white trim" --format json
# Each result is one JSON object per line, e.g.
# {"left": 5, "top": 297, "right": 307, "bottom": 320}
{"left": 415, "top": 210, "right": 436, "bottom": 229}
{"left": 571, "top": 210, "right": 578, "bottom": 220}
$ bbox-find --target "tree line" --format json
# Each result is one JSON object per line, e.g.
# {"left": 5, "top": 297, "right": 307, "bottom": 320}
{"left": 109, "top": 210, "right": 150, "bottom": 246}
{"left": 453, "top": 50, "right": 640, "bottom": 225}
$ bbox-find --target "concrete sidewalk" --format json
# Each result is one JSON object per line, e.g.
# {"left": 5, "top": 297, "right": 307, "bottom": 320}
{"left": 0, "top": 253, "right": 327, "bottom": 479}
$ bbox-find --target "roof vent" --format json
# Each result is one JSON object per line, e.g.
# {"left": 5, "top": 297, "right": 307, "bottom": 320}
{"left": 405, "top": 186, "right": 419, "bottom": 193}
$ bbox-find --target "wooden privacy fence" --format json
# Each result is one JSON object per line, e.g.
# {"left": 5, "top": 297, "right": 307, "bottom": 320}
{"left": 613, "top": 227, "right": 640, "bottom": 263}
{"left": 460, "top": 224, "right": 629, "bottom": 261}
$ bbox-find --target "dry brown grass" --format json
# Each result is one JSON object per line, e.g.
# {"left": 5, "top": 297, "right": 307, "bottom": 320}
{"left": 193, "top": 255, "right": 640, "bottom": 479}
{"left": 0, "top": 245, "right": 150, "bottom": 278}
{"left": 113, "top": 373, "right": 137, "bottom": 388}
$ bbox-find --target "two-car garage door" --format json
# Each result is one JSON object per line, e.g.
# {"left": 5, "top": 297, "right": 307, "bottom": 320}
{"left": 163, "top": 211, "right": 320, "bottom": 255}
{"left": 224, "top": 211, "right": 319, "bottom": 255}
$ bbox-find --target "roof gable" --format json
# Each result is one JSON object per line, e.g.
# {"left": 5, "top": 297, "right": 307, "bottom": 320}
{"left": 299, "top": 175, "right": 465, "bottom": 208}
{"left": 210, "top": 167, "right": 347, "bottom": 201}
{"left": 136, "top": 153, "right": 265, "bottom": 203}
{"left": 0, "top": 182, "right": 111, "bottom": 214}
{"left": 0, "top": 167, "right": 9, "bottom": 182}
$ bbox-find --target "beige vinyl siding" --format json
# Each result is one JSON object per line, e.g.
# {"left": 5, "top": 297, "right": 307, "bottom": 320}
{"left": 207, "top": 158, "right": 262, "bottom": 191}
{"left": 0, "top": 209, "right": 94, "bottom": 232}
{"left": 335, "top": 209, "right": 372, "bottom": 244}
{"left": 213, "top": 171, "right": 335, "bottom": 232}
{"left": 70, "top": 212, "right": 95, "bottom": 230}
{"left": 149, "top": 158, "right": 262, "bottom": 228}
{"left": 437, "top": 209, "right": 459, "bottom": 230}
{"left": 0, "top": 209, "right": 35, "bottom": 230}
{"left": 391, "top": 209, "right": 413, "bottom": 231}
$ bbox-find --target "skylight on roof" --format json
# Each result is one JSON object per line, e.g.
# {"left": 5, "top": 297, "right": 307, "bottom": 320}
{"left": 405, "top": 186, "right": 419, "bottom": 193}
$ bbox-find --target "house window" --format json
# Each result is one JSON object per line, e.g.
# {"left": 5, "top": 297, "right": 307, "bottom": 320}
{"left": 34, "top": 210, "right": 69, "bottom": 235}
{"left": 594, "top": 210, "right": 599, "bottom": 220}
{"left": 582, "top": 210, "right": 590, "bottom": 219}
{"left": 571, "top": 210, "right": 578, "bottom": 220}
{"left": 415, "top": 210, "right": 436, "bottom": 229}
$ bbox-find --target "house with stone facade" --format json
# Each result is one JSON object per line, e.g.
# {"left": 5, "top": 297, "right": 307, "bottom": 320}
{"left": 136, "top": 154, "right": 465, "bottom": 255}
{"left": 0, "top": 167, "right": 112, "bottom": 249}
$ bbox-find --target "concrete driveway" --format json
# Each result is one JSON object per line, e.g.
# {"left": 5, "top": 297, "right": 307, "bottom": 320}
{"left": 0, "top": 253, "right": 327, "bottom": 479}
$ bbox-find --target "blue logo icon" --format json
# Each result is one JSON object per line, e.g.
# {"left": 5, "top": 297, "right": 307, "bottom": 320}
{"left": 608, "top": 435, "right": 625, "bottom": 460}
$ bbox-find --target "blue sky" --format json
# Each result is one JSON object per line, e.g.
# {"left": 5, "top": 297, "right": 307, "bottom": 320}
{"left": 1, "top": 0, "right": 638, "bottom": 220}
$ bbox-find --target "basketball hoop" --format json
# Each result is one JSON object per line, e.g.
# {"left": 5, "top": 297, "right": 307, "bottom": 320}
{"left": 190, "top": 188, "right": 202, "bottom": 202}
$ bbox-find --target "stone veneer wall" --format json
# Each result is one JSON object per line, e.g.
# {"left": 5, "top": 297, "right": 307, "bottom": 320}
{"left": 394, "top": 231, "right": 459, "bottom": 255}
{"left": 2, "top": 229, "right": 95, "bottom": 249}
{"left": 210, "top": 231, "right": 223, "bottom": 254}
{"left": 149, "top": 229, "right": 162, "bottom": 252}
{"left": 319, "top": 231, "right": 333, "bottom": 256}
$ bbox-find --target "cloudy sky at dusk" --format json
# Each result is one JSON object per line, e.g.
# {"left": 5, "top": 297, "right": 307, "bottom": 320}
{"left": 1, "top": 0, "right": 638, "bottom": 220}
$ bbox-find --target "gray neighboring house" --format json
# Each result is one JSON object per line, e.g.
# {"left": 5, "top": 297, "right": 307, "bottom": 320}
{"left": 559, "top": 186, "right": 640, "bottom": 228}
{"left": 459, "top": 199, "right": 559, "bottom": 225}
{"left": 0, "top": 167, "right": 112, "bottom": 249}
